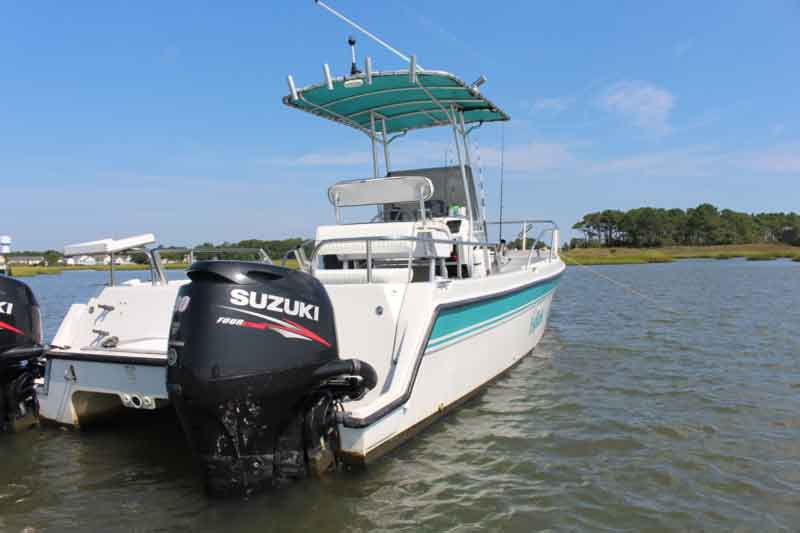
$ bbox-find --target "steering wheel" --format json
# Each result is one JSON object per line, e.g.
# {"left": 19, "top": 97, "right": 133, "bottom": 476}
{"left": 389, "top": 206, "right": 417, "bottom": 222}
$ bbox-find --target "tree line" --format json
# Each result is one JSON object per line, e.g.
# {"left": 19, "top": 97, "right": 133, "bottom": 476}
{"left": 4, "top": 238, "right": 309, "bottom": 265}
{"left": 187, "top": 238, "right": 307, "bottom": 261}
{"left": 135, "top": 238, "right": 308, "bottom": 263}
{"left": 571, "top": 204, "right": 800, "bottom": 248}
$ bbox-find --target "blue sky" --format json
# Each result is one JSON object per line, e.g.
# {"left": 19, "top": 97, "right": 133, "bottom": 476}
{"left": 2, "top": 1, "right": 798, "bottom": 250}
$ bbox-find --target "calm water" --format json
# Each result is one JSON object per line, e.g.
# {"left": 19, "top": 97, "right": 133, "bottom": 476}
{"left": 2, "top": 260, "right": 800, "bottom": 532}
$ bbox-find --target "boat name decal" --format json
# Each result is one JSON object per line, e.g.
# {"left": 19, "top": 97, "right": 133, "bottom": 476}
{"left": 529, "top": 305, "right": 544, "bottom": 334}
{"left": 228, "top": 289, "right": 320, "bottom": 322}
{"left": 0, "top": 302, "right": 13, "bottom": 315}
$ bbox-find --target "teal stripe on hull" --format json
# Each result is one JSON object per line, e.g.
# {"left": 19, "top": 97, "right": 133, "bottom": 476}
{"left": 426, "top": 291, "right": 546, "bottom": 350}
{"left": 427, "top": 276, "right": 561, "bottom": 349}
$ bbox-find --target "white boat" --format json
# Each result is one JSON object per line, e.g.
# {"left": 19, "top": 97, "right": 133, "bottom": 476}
{"left": 37, "top": 235, "right": 271, "bottom": 425}
{"left": 35, "top": 3, "right": 565, "bottom": 496}
{"left": 38, "top": 234, "right": 187, "bottom": 423}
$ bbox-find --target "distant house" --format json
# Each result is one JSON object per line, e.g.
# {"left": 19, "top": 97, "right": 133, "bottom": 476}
{"left": 98, "top": 254, "right": 135, "bottom": 265}
{"left": 74, "top": 256, "right": 97, "bottom": 266}
{"left": 9, "top": 255, "right": 45, "bottom": 266}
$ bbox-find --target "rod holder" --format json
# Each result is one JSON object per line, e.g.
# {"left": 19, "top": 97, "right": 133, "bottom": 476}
{"left": 365, "top": 56, "right": 373, "bottom": 85}
{"left": 323, "top": 63, "right": 334, "bottom": 90}
{"left": 287, "top": 75, "right": 299, "bottom": 100}
{"left": 409, "top": 55, "right": 417, "bottom": 83}
{"left": 470, "top": 75, "right": 487, "bottom": 92}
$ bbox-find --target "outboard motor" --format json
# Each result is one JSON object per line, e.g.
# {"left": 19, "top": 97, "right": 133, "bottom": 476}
{"left": 167, "top": 261, "right": 377, "bottom": 497}
{"left": 0, "top": 276, "right": 45, "bottom": 433}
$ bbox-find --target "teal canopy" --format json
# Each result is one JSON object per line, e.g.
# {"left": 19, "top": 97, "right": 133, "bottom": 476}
{"left": 283, "top": 70, "right": 509, "bottom": 135}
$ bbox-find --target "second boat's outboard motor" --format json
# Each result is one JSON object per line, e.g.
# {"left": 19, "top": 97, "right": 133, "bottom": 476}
{"left": 0, "top": 275, "right": 45, "bottom": 433}
{"left": 167, "top": 261, "right": 377, "bottom": 497}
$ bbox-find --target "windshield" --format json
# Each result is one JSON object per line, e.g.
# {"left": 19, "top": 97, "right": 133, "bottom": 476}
{"left": 385, "top": 165, "right": 480, "bottom": 222}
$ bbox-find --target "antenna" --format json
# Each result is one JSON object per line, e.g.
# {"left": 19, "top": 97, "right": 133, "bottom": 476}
{"left": 315, "top": 0, "right": 423, "bottom": 70}
{"left": 498, "top": 123, "right": 505, "bottom": 242}
{"left": 348, "top": 35, "right": 361, "bottom": 75}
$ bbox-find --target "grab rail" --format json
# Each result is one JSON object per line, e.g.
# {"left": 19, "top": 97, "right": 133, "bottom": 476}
{"left": 183, "top": 247, "right": 272, "bottom": 265}
{"left": 150, "top": 246, "right": 272, "bottom": 286}
{"left": 310, "top": 235, "right": 510, "bottom": 283}
{"left": 281, "top": 240, "right": 314, "bottom": 271}
{"left": 485, "top": 219, "right": 559, "bottom": 268}
{"left": 527, "top": 227, "right": 559, "bottom": 268}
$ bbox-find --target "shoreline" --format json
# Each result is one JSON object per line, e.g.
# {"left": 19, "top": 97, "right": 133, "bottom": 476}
{"left": 562, "top": 243, "right": 800, "bottom": 266}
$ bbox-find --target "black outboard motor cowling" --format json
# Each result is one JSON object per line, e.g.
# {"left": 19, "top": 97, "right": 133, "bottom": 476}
{"left": 167, "top": 261, "right": 376, "bottom": 497}
{"left": 0, "top": 275, "right": 44, "bottom": 433}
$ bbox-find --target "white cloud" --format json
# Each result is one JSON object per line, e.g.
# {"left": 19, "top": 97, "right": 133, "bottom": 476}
{"left": 583, "top": 141, "right": 800, "bottom": 179}
{"left": 262, "top": 133, "right": 799, "bottom": 185}
{"left": 263, "top": 138, "right": 577, "bottom": 178}
{"left": 531, "top": 97, "right": 575, "bottom": 113}
{"left": 738, "top": 141, "right": 800, "bottom": 173}
{"left": 586, "top": 146, "right": 723, "bottom": 178}
{"left": 479, "top": 142, "right": 575, "bottom": 173}
{"left": 267, "top": 151, "right": 370, "bottom": 167}
{"left": 263, "top": 141, "right": 451, "bottom": 171}
{"left": 600, "top": 81, "right": 674, "bottom": 135}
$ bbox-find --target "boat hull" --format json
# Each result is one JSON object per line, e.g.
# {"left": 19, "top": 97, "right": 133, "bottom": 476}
{"left": 39, "top": 356, "right": 168, "bottom": 427}
{"left": 37, "top": 283, "right": 182, "bottom": 427}
{"left": 335, "top": 266, "right": 563, "bottom": 463}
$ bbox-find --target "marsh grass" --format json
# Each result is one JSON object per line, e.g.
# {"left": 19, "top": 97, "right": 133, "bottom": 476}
{"left": 563, "top": 244, "right": 800, "bottom": 266}
{"left": 9, "top": 264, "right": 189, "bottom": 277}
{"left": 10, "top": 260, "right": 300, "bottom": 277}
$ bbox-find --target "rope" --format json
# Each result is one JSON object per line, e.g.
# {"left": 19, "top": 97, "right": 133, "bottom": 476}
{"left": 565, "top": 254, "right": 685, "bottom": 316}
